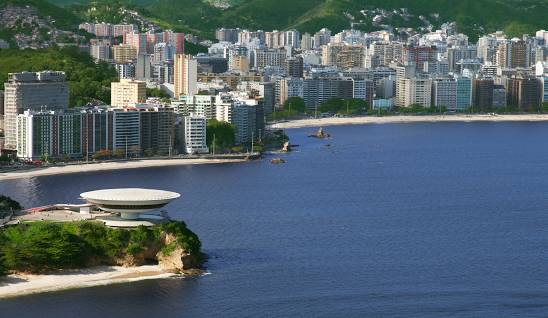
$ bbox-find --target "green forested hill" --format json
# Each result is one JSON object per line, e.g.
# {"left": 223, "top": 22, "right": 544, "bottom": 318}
{"left": 0, "top": 0, "right": 80, "bottom": 30}
{"left": 0, "top": 47, "right": 118, "bottom": 106}
{"left": 42, "top": 0, "right": 548, "bottom": 40}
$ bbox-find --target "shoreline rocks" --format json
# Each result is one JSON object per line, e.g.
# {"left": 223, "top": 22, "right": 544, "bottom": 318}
{"left": 308, "top": 127, "right": 330, "bottom": 139}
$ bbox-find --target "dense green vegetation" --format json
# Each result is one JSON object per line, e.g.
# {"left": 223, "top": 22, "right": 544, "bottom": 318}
{"left": 70, "top": 0, "right": 143, "bottom": 25}
{"left": 146, "top": 88, "right": 171, "bottom": 103}
{"left": 269, "top": 97, "right": 308, "bottom": 120}
{"left": 283, "top": 97, "right": 306, "bottom": 113}
{"left": 0, "top": 220, "right": 201, "bottom": 274}
{"left": 0, "top": 0, "right": 80, "bottom": 30}
{"left": 206, "top": 119, "right": 236, "bottom": 152}
{"left": 184, "top": 40, "right": 208, "bottom": 55}
{"left": 319, "top": 98, "right": 368, "bottom": 115}
{"left": 0, "top": 47, "right": 118, "bottom": 107}
{"left": 46, "top": 0, "right": 548, "bottom": 40}
{"left": 0, "top": 195, "right": 22, "bottom": 212}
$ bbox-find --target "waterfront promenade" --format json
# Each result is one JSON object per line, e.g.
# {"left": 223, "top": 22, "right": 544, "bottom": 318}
{"left": 0, "top": 156, "right": 256, "bottom": 181}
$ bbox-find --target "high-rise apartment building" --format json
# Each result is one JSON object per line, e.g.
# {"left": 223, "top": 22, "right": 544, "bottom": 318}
{"left": 136, "top": 54, "right": 152, "bottom": 81}
{"left": 352, "top": 79, "right": 374, "bottom": 107}
{"left": 139, "top": 105, "right": 176, "bottom": 156}
{"left": 492, "top": 85, "right": 507, "bottom": 108}
{"left": 260, "top": 82, "right": 274, "bottom": 115}
{"left": 79, "top": 23, "right": 137, "bottom": 38}
{"left": 111, "top": 78, "right": 146, "bottom": 108}
{"left": 396, "top": 77, "right": 432, "bottom": 108}
{"left": 124, "top": 31, "right": 184, "bottom": 55}
{"left": 230, "top": 55, "right": 250, "bottom": 73}
{"left": 183, "top": 115, "right": 208, "bottom": 154}
{"left": 322, "top": 44, "right": 365, "bottom": 69}
{"left": 401, "top": 45, "right": 436, "bottom": 70}
{"left": 232, "top": 101, "right": 258, "bottom": 145}
{"left": 111, "top": 109, "right": 141, "bottom": 155}
{"left": 432, "top": 77, "right": 457, "bottom": 110}
{"left": 265, "top": 30, "right": 285, "bottom": 49}
{"left": 284, "top": 30, "right": 300, "bottom": 49}
{"left": 507, "top": 76, "right": 541, "bottom": 111}
{"left": 90, "top": 43, "right": 111, "bottom": 62}
{"left": 302, "top": 78, "right": 354, "bottom": 110}
{"left": 113, "top": 44, "right": 138, "bottom": 64}
{"left": 254, "top": 49, "right": 287, "bottom": 70}
{"left": 284, "top": 56, "right": 304, "bottom": 78}
{"left": 174, "top": 95, "right": 217, "bottom": 119}
{"left": 215, "top": 28, "right": 241, "bottom": 43}
{"left": 497, "top": 39, "right": 530, "bottom": 68}
{"left": 4, "top": 71, "right": 69, "bottom": 150}
{"left": 81, "top": 108, "right": 111, "bottom": 159}
{"left": 301, "top": 33, "right": 313, "bottom": 50}
{"left": 313, "top": 28, "right": 332, "bottom": 49}
{"left": 17, "top": 110, "right": 82, "bottom": 160}
{"left": 473, "top": 78, "right": 494, "bottom": 111}
{"left": 174, "top": 54, "right": 198, "bottom": 98}
{"left": 447, "top": 46, "right": 477, "bottom": 72}
{"left": 278, "top": 78, "right": 304, "bottom": 106}
{"left": 115, "top": 63, "right": 136, "bottom": 79}
{"left": 455, "top": 75, "right": 472, "bottom": 110}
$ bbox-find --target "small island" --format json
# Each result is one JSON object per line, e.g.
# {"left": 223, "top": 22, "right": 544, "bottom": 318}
{"left": 0, "top": 190, "right": 204, "bottom": 298}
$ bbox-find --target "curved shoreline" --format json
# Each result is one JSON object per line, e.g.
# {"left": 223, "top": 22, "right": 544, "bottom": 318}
{"left": 270, "top": 114, "right": 548, "bottom": 129}
{"left": 0, "top": 158, "right": 247, "bottom": 181}
{"left": 0, "top": 265, "right": 177, "bottom": 299}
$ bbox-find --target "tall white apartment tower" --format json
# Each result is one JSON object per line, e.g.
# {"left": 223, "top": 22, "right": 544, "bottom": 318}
{"left": 183, "top": 115, "right": 208, "bottom": 154}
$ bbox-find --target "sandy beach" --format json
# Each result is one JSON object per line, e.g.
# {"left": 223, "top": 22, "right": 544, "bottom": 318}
{"left": 0, "top": 265, "right": 176, "bottom": 299}
{"left": 270, "top": 114, "right": 548, "bottom": 129}
{"left": 0, "top": 158, "right": 247, "bottom": 181}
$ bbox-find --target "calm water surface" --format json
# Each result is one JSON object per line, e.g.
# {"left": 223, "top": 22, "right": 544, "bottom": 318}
{"left": 1, "top": 123, "right": 548, "bottom": 317}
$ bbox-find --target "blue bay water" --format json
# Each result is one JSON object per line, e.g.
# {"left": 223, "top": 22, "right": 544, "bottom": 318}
{"left": 1, "top": 123, "right": 548, "bottom": 317}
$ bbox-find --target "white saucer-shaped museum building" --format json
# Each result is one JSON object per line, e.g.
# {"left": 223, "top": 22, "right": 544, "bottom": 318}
{"left": 80, "top": 188, "right": 180, "bottom": 219}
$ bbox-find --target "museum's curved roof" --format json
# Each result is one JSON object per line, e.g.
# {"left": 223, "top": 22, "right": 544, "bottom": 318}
{"left": 80, "top": 188, "right": 180, "bottom": 202}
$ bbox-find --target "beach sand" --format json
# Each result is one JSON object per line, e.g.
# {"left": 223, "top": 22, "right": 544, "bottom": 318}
{"left": 0, "top": 158, "right": 246, "bottom": 181}
{"left": 270, "top": 114, "right": 548, "bottom": 129}
{"left": 0, "top": 265, "right": 176, "bottom": 299}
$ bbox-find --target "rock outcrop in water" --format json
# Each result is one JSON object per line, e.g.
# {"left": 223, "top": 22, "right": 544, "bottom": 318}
{"left": 271, "top": 158, "right": 286, "bottom": 164}
{"left": 281, "top": 141, "right": 291, "bottom": 152}
{"left": 309, "top": 127, "right": 330, "bottom": 139}
{"left": 114, "top": 231, "right": 205, "bottom": 274}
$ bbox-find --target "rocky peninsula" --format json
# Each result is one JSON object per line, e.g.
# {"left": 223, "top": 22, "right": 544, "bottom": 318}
{"left": 0, "top": 196, "right": 205, "bottom": 298}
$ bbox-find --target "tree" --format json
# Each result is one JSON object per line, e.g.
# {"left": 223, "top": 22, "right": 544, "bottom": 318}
{"left": 114, "top": 149, "right": 125, "bottom": 158}
{"left": 0, "top": 195, "right": 22, "bottom": 212}
{"left": 147, "top": 88, "right": 170, "bottom": 100}
{"left": 206, "top": 120, "right": 236, "bottom": 152}
{"left": 92, "top": 149, "right": 111, "bottom": 160}
{"left": 0, "top": 47, "right": 118, "bottom": 107}
{"left": 1, "top": 223, "right": 88, "bottom": 273}
{"left": 283, "top": 97, "right": 306, "bottom": 113}
{"left": 318, "top": 98, "right": 367, "bottom": 114}
{"left": 0, "top": 220, "right": 202, "bottom": 275}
